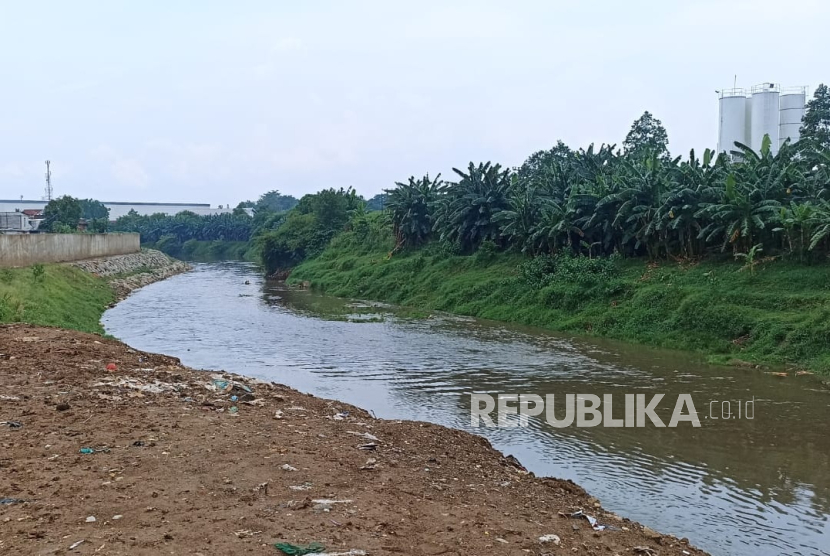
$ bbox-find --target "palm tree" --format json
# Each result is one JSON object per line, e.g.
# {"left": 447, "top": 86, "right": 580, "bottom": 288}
{"left": 384, "top": 174, "right": 442, "bottom": 248}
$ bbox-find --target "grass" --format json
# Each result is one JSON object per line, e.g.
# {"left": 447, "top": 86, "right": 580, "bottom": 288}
{"left": 0, "top": 264, "right": 114, "bottom": 334}
{"left": 289, "top": 233, "right": 830, "bottom": 374}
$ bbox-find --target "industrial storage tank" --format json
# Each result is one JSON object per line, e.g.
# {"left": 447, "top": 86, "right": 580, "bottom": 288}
{"left": 779, "top": 87, "right": 806, "bottom": 148}
{"left": 717, "top": 89, "right": 748, "bottom": 156}
{"left": 750, "top": 83, "right": 780, "bottom": 154}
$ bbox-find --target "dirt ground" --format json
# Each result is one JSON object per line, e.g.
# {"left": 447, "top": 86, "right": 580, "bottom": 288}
{"left": 0, "top": 324, "right": 709, "bottom": 556}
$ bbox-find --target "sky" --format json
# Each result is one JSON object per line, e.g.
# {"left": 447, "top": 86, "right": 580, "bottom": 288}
{"left": 0, "top": 1, "right": 827, "bottom": 206}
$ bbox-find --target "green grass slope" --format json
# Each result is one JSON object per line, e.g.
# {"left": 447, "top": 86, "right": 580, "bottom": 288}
{"left": 0, "top": 265, "right": 114, "bottom": 334}
{"left": 290, "top": 235, "right": 830, "bottom": 374}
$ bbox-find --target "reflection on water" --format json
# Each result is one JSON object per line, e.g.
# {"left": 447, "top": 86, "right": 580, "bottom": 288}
{"left": 103, "top": 262, "right": 830, "bottom": 556}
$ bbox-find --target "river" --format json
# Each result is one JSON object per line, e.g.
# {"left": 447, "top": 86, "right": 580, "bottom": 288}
{"left": 102, "top": 261, "right": 830, "bottom": 556}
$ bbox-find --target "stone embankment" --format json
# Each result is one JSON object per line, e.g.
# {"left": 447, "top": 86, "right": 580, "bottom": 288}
{"left": 70, "top": 249, "right": 190, "bottom": 300}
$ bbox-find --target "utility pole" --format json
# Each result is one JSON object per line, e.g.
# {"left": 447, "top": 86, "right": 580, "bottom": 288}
{"left": 44, "top": 160, "right": 53, "bottom": 201}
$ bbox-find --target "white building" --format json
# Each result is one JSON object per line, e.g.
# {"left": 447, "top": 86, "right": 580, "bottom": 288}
{"left": 0, "top": 200, "right": 233, "bottom": 220}
{"left": 717, "top": 83, "right": 807, "bottom": 157}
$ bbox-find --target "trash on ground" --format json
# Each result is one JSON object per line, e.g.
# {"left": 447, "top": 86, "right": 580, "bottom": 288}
{"left": 570, "top": 510, "right": 606, "bottom": 531}
{"left": 274, "top": 541, "right": 326, "bottom": 555}
{"left": 289, "top": 483, "right": 313, "bottom": 491}
{"left": 106, "top": 363, "right": 118, "bottom": 372}
{"left": 68, "top": 540, "right": 85, "bottom": 551}
{"left": 274, "top": 410, "right": 285, "bottom": 419}
{"left": 346, "top": 431, "right": 379, "bottom": 442}
{"left": 0, "top": 497, "right": 26, "bottom": 505}
{"left": 79, "top": 447, "right": 110, "bottom": 454}
{"left": 633, "top": 547, "right": 657, "bottom": 556}
{"left": 93, "top": 377, "right": 186, "bottom": 394}
{"left": 539, "top": 534, "right": 561, "bottom": 545}
{"left": 0, "top": 420, "right": 22, "bottom": 429}
{"left": 229, "top": 406, "right": 239, "bottom": 414}
{"left": 280, "top": 464, "right": 298, "bottom": 471}
{"left": 0, "top": 395, "right": 20, "bottom": 401}
{"left": 358, "top": 443, "right": 378, "bottom": 451}
{"left": 85, "top": 516, "right": 96, "bottom": 523}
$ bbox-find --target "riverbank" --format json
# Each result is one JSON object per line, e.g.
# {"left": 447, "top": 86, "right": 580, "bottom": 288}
{"left": 288, "top": 240, "right": 830, "bottom": 374}
{"left": 0, "top": 249, "right": 189, "bottom": 334}
{"left": 0, "top": 324, "right": 707, "bottom": 555}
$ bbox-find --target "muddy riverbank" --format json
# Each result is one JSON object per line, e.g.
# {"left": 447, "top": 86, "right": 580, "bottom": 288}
{"left": 0, "top": 324, "right": 707, "bottom": 555}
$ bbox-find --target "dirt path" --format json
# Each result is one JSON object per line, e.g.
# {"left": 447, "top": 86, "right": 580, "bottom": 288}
{"left": 0, "top": 325, "right": 708, "bottom": 555}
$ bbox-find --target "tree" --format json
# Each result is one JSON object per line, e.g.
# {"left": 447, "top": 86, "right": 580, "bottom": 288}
{"left": 623, "top": 111, "right": 669, "bottom": 159}
{"left": 432, "top": 162, "right": 512, "bottom": 252}
{"left": 365, "top": 194, "right": 387, "bottom": 211}
{"left": 801, "top": 84, "right": 830, "bottom": 148}
{"left": 385, "top": 175, "right": 441, "bottom": 248}
{"left": 255, "top": 190, "right": 299, "bottom": 213}
{"left": 78, "top": 199, "right": 110, "bottom": 221}
{"left": 42, "top": 195, "right": 82, "bottom": 232}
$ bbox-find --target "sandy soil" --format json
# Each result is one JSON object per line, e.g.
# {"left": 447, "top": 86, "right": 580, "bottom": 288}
{"left": 0, "top": 324, "right": 708, "bottom": 556}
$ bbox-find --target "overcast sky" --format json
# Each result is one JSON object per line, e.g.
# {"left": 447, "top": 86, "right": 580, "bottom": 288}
{"left": 0, "top": 1, "right": 827, "bottom": 206}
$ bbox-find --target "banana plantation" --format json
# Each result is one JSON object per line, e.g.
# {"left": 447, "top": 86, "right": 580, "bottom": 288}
{"left": 385, "top": 137, "right": 830, "bottom": 262}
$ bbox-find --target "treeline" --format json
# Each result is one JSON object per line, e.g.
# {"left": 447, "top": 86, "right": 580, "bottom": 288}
{"left": 255, "top": 86, "right": 830, "bottom": 275}
{"left": 383, "top": 103, "right": 830, "bottom": 263}
{"left": 111, "top": 211, "right": 255, "bottom": 243}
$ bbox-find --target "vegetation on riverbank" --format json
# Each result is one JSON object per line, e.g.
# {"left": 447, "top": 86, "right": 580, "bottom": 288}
{"left": 0, "top": 265, "right": 114, "bottom": 334}
{"left": 142, "top": 239, "right": 254, "bottom": 262}
{"left": 290, "top": 224, "right": 830, "bottom": 373}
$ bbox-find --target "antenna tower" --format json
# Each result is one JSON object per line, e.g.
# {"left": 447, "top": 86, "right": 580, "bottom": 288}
{"left": 44, "top": 160, "right": 53, "bottom": 201}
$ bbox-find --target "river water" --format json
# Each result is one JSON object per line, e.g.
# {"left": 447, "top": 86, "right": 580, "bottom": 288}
{"left": 102, "top": 262, "right": 830, "bottom": 556}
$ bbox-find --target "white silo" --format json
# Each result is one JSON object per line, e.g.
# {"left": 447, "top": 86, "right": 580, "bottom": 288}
{"left": 717, "top": 89, "right": 748, "bottom": 156}
{"left": 750, "top": 83, "right": 780, "bottom": 154}
{"left": 779, "top": 87, "right": 806, "bottom": 148}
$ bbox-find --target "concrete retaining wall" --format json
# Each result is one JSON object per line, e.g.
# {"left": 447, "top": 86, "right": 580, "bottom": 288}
{"left": 0, "top": 233, "right": 140, "bottom": 267}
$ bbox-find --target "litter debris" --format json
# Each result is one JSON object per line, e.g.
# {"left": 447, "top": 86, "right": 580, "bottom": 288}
{"left": 234, "top": 529, "right": 262, "bottom": 538}
{"left": 208, "top": 378, "right": 253, "bottom": 399}
{"left": 633, "top": 547, "right": 657, "bottom": 556}
{"left": 0, "top": 421, "right": 22, "bottom": 429}
{"left": 229, "top": 406, "right": 239, "bottom": 414}
{"left": 274, "top": 541, "right": 326, "bottom": 555}
{"left": 132, "top": 441, "right": 145, "bottom": 447}
{"left": 0, "top": 498, "right": 26, "bottom": 505}
{"left": 0, "top": 395, "right": 20, "bottom": 401}
{"left": 112, "top": 515, "right": 123, "bottom": 520}
{"left": 106, "top": 363, "right": 118, "bottom": 372}
{"left": 79, "top": 447, "right": 110, "bottom": 454}
{"left": 93, "top": 377, "right": 186, "bottom": 394}
{"left": 289, "top": 483, "right": 313, "bottom": 491}
{"left": 281, "top": 464, "right": 298, "bottom": 472}
{"left": 570, "top": 510, "right": 606, "bottom": 531}
{"left": 539, "top": 534, "right": 560, "bottom": 545}
{"left": 85, "top": 516, "right": 97, "bottom": 523}
{"left": 274, "top": 410, "right": 285, "bottom": 420}
{"left": 358, "top": 443, "right": 378, "bottom": 451}
{"left": 69, "top": 540, "right": 85, "bottom": 551}
{"left": 346, "top": 431, "right": 379, "bottom": 442}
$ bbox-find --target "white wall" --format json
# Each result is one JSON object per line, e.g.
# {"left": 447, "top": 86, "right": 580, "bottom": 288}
{"left": 0, "top": 200, "right": 232, "bottom": 219}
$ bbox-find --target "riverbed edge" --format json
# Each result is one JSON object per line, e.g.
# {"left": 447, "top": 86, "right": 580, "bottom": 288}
{"left": 0, "top": 323, "right": 710, "bottom": 555}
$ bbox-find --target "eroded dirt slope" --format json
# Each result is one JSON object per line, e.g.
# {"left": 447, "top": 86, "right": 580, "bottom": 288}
{"left": 0, "top": 325, "right": 706, "bottom": 556}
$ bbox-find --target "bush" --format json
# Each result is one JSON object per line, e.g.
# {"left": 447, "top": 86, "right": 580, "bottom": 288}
{"left": 518, "top": 253, "right": 620, "bottom": 288}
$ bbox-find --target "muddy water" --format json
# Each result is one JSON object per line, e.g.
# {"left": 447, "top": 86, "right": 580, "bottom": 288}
{"left": 102, "top": 262, "right": 830, "bottom": 556}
